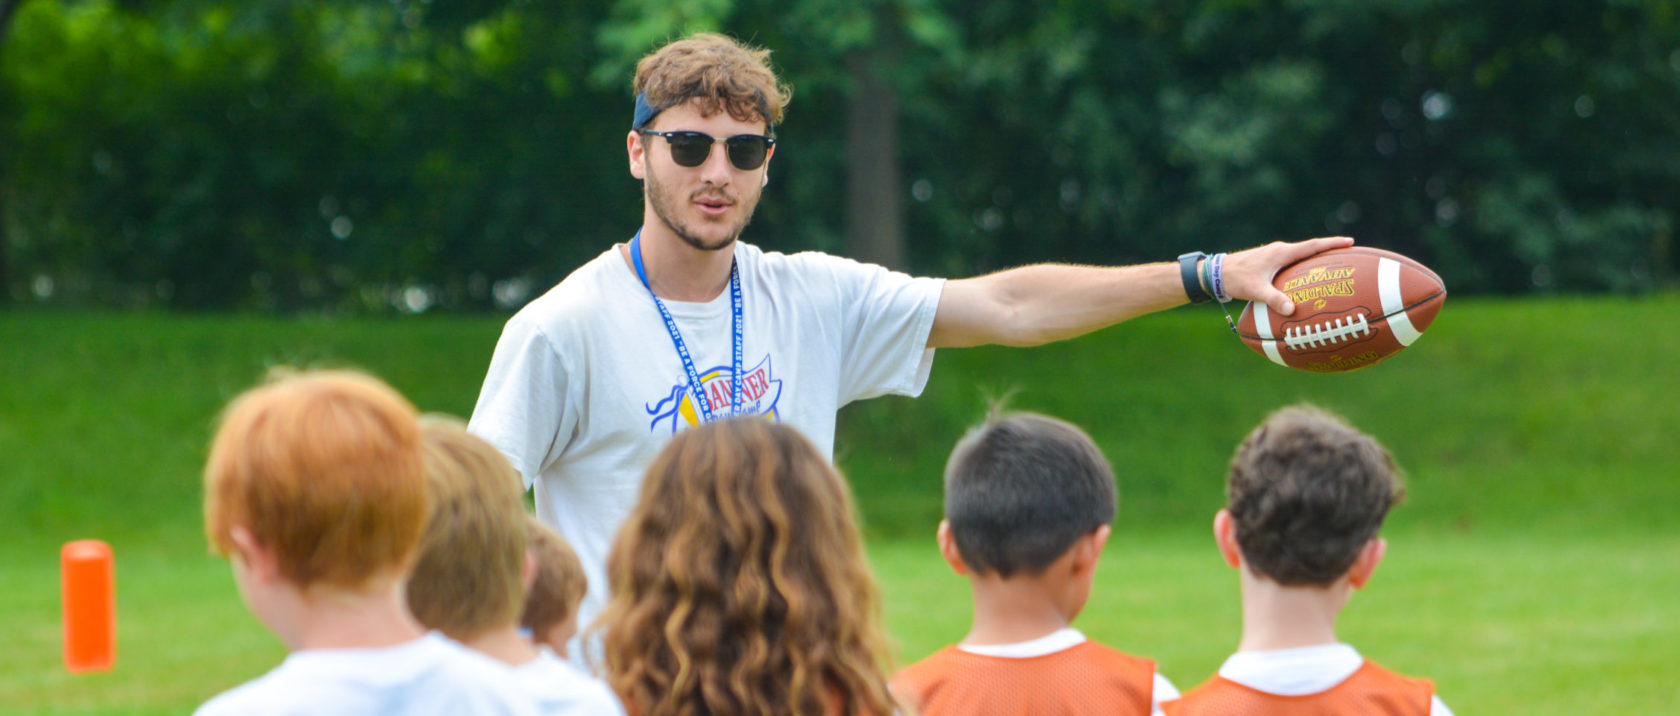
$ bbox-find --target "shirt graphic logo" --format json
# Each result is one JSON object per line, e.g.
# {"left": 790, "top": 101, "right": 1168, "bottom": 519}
{"left": 645, "top": 354, "right": 782, "bottom": 433}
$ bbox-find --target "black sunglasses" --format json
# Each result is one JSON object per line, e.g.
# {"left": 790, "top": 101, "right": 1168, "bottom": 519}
{"left": 638, "top": 130, "right": 776, "bottom": 171}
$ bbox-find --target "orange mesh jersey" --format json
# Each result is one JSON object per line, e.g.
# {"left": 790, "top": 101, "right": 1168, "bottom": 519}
{"left": 893, "top": 641, "right": 1156, "bottom": 716}
{"left": 1163, "top": 659, "right": 1433, "bottom": 716}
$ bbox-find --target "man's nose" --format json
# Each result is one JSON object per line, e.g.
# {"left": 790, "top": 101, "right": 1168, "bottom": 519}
{"left": 697, "top": 142, "right": 733, "bottom": 184}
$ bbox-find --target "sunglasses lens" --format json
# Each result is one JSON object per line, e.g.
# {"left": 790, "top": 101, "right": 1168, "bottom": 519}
{"left": 665, "top": 133, "right": 713, "bottom": 167}
{"left": 725, "top": 137, "right": 770, "bottom": 170}
{"left": 652, "top": 131, "right": 770, "bottom": 170}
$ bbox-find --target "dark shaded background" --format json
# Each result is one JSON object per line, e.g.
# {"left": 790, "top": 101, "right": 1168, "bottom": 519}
{"left": 2, "top": 0, "right": 1674, "bottom": 312}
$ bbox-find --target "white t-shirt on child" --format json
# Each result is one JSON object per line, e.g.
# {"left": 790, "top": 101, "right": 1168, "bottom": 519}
{"left": 513, "top": 647, "right": 625, "bottom": 715}
{"left": 1216, "top": 643, "right": 1454, "bottom": 716}
{"left": 957, "top": 627, "right": 1180, "bottom": 716}
{"left": 194, "top": 632, "right": 538, "bottom": 715}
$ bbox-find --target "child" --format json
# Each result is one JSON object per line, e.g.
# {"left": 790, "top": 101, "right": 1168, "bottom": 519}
{"left": 196, "top": 369, "right": 536, "bottom": 715}
{"left": 892, "top": 411, "right": 1178, "bottom": 715}
{"left": 1162, "top": 404, "right": 1453, "bottom": 715}
{"left": 519, "top": 515, "right": 587, "bottom": 659}
{"left": 406, "top": 416, "right": 623, "bottom": 715}
{"left": 596, "top": 418, "right": 896, "bottom": 716}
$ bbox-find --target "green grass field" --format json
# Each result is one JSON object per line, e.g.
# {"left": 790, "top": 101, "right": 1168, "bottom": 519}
{"left": 2, "top": 296, "right": 1677, "bottom": 713}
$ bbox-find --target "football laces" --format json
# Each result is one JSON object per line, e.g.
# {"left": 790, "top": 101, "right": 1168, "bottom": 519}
{"left": 1283, "top": 313, "right": 1373, "bottom": 350}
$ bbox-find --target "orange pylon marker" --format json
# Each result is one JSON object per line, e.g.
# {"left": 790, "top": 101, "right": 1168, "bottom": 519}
{"left": 62, "top": 540, "right": 116, "bottom": 672}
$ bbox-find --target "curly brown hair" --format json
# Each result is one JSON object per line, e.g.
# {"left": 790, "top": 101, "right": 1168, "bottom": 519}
{"left": 597, "top": 418, "right": 894, "bottom": 716}
{"left": 1226, "top": 404, "right": 1405, "bottom": 586}
{"left": 633, "top": 32, "right": 792, "bottom": 129}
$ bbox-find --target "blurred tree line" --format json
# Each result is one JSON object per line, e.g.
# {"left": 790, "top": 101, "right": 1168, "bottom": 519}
{"left": 1, "top": 0, "right": 1675, "bottom": 311}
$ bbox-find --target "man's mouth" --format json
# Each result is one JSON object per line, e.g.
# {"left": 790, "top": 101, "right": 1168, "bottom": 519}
{"left": 693, "top": 195, "right": 734, "bottom": 216}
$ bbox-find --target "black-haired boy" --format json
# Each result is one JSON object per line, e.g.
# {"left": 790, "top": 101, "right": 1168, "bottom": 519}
{"left": 893, "top": 412, "right": 1176, "bottom": 715}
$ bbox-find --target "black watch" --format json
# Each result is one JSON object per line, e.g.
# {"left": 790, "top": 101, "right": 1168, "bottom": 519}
{"left": 1178, "top": 252, "right": 1211, "bottom": 304}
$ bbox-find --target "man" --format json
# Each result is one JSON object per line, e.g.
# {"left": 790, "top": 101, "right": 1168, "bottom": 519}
{"left": 468, "top": 32, "right": 1351, "bottom": 643}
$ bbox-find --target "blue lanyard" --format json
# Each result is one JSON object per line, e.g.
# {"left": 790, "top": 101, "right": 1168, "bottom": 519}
{"left": 630, "top": 231, "right": 743, "bottom": 423}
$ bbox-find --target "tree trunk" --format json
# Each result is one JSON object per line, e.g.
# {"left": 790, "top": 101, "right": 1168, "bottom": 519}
{"left": 0, "top": 0, "right": 26, "bottom": 304}
{"left": 0, "top": 186, "right": 9, "bottom": 304}
{"left": 0, "top": 0, "right": 21, "bottom": 40}
{"left": 844, "top": 46, "right": 906, "bottom": 271}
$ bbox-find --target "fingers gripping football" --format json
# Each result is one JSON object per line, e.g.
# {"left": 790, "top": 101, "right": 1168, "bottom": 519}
{"left": 1235, "top": 246, "right": 1446, "bottom": 373}
{"left": 1222, "top": 237, "right": 1357, "bottom": 316}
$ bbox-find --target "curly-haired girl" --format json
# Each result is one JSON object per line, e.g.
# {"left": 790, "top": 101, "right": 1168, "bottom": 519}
{"left": 597, "top": 418, "right": 896, "bottom": 716}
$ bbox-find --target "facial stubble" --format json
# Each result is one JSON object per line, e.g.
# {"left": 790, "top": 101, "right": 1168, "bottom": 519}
{"left": 642, "top": 162, "right": 761, "bottom": 253}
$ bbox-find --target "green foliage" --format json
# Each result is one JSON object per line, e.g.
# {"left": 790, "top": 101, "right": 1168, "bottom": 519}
{"left": 2, "top": 0, "right": 632, "bottom": 310}
{"left": 1, "top": 0, "right": 1677, "bottom": 306}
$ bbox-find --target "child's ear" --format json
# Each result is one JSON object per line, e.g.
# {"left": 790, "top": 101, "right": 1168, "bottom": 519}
{"left": 1213, "top": 509, "right": 1243, "bottom": 569}
{"left": 936, "top": 520, "right": 969, "bottom": 576}
{"left": 1070, "top": 524, "right": 1111, "bottom": 577}
{"left": 521, "top": 548, "right": 539, "bottom": 592}
{"left": 1348, "top": 537, "right": 1387, "bottom": 589}
{"left": 228, "top": 526, "right": 282, "bottom": 584}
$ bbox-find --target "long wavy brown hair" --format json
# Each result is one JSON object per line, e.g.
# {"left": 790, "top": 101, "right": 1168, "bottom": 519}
{"left": 597, "top": 418, "right": 895, "bottom": 716}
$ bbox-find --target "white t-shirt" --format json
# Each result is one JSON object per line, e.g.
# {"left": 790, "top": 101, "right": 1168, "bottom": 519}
{"left": 1216, "top": 644, "right": 1454, "bottom": 716}
{"left": 514, "top": 647, "right": 625, "bottom": 715}
{"left": 957, "top": 628, "right": 1180, "bottom": 716}
{"left": 470, "top": 241, "right": 943, "bottom": 641}
{"left": 194, "top": 632, "right": 538, "bottom": 716}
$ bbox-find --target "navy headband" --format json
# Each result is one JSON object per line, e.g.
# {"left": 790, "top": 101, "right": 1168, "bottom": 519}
{"left": 631, "top": 91, "right": 775, "bottom": 132}
{"left": 632, "top": 92, "right": 663, "bottom": 130}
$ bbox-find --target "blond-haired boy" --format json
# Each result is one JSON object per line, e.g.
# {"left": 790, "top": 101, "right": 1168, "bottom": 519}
{"left": 407, "top": 417, "right": 622, "bottom": 715}
{"left": 197, "top": 370, "right": 535, "bottom": 715}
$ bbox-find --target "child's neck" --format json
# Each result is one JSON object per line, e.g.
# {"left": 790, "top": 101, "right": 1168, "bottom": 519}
{"left": 961, "top": 574, "right": 1076, "bottom": 647}
{"left": 286, "top": 581, "right": 427, "bottom": 651}
{"left": 461, "top": 626, "right": 542, "bottom": 668}
{"left": 1235, "top": 568, "right": 1348, "bottom": 652}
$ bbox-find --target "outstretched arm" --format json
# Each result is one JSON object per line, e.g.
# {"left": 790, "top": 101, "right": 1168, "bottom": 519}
{"left": 927, "top": 237, "right": 1353, "bottom": 349}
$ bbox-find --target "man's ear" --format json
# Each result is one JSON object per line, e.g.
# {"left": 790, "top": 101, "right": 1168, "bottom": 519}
{"left": 228, "top": 526, "right": 282, "bottom": 584}
{"left": 1348, "top": 537, "right": 1387, "bottom": 589}
{"left": 1213, "top": 509, "right": 1243, "bottom": 569}
{"left": 628, "top": 130, "right": 647, "bottom": 180}
{"left": 936, "top": 520, "right": 969, "bottom": 576}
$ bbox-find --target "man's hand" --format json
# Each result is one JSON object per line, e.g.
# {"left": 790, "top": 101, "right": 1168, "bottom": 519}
{"left": 1221, "top": 236, "right": 1355, "bottom": 316}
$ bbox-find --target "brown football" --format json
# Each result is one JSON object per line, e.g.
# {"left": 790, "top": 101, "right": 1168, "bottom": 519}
{"left": 1236, "top": 246, "right": 1446, "bottom": 373}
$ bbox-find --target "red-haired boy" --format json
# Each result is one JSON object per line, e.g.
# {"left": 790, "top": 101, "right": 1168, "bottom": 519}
{"left": 197, "top": 370, "right": 535, "bottom": 715}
